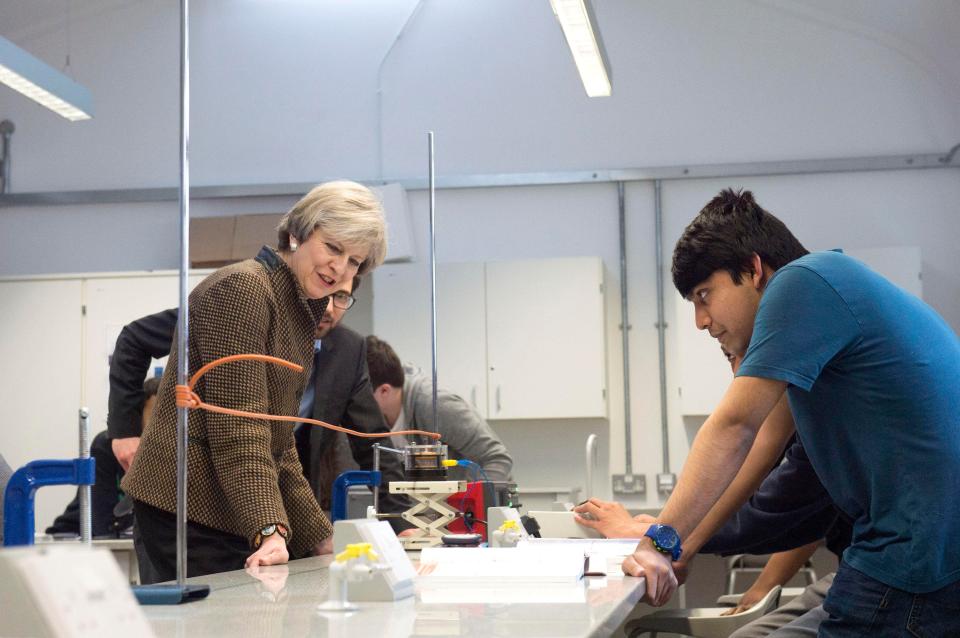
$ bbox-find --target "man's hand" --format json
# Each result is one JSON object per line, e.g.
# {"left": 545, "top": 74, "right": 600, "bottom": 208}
{"left": 622, "top": 539, "right": 678, "bottom": 606}
{"left": 573, "top": 498, "right": 651, "bottom": 538}
{"left": 111, "top": 436, "right": 141, "bottom": 472}
{"left": 721, "top": 583, "right": 769, "bottom": 615}
{"left": 245, "top": 533, "right": 289, "bottom": 569}
{"left": 672, "top": 556, "right": 692, "bottom": 585}
{"left": 313, "top": 536, "right": 334, "bottom": 556}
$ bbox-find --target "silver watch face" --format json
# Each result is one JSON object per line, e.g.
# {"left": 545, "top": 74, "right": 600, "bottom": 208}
{"left": 261, "top": 524, "right": 277, "bottom": 536}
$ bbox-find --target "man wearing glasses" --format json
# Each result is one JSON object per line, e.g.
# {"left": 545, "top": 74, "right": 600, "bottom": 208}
{"left": 106, "top": 275, "right": 407, "bottom": 538}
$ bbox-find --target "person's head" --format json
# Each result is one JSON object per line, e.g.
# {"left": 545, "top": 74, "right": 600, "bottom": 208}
{"left": 720, "top": 346, "right": 740, "bottom": 374}
{"left": 671, "top": 189, "right": 808, "bottom": 356}
{"left": 315, "top": 275, "right": 361, "bottom": 338}
{"left": 364, "top": 335, "right": 405, "bottom": 426}
{"left": 276, "top": 180, "right": 387, "bottom": 299}
{"left": 142, "top": 376, "right": 161, "bottom": 429}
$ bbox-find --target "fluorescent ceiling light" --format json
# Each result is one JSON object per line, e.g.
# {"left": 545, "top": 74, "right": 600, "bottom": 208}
{"left": 0, "top": 36, "right": 93, "bottom": 121}
{"left": 550, "top": 0, "right": 612, "bottom": 97}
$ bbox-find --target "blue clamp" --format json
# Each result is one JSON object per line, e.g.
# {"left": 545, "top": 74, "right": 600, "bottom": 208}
{"left": 330, "top": 470, "right": 381, "bottom": 522}
{"left": 3, "top": 458, "right": 96, "bottom": 546}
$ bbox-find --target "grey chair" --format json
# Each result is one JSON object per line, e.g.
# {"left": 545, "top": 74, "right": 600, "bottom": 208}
{"left": 625, "top": 584, "right": 782, "bottom": 638}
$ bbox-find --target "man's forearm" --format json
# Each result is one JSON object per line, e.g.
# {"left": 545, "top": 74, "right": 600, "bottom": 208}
{"left": 656, "top": 376, "right": 787, "bottom": 539}
{"left": 659, "top": 417, "right": 756, "bottom": 538}
{"left": 683, "top": 396, "right": 795, "bottom": 554}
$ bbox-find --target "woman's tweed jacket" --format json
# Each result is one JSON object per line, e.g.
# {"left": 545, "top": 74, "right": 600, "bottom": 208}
{"left": 122, "top": 246, "right": 333, "bottom": 556}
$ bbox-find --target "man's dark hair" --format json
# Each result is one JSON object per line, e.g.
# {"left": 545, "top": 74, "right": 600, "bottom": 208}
{"left": 143, "top": 376, "right": 162, "bottom": 398}
{"left": 365, "top": 335, "right": 405, "bottom": 388}
{"left": 671, "top": 189, "right": 809, "bottom": 298}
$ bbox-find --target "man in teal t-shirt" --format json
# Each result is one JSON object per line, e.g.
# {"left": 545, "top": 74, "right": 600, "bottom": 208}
{"left": 620, "top": 189, "right": 960, "bottom": 637}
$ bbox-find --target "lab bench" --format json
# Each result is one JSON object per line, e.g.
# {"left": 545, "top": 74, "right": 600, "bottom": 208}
{"left": 143, "top": 554, "right": 647, "bottom": 638}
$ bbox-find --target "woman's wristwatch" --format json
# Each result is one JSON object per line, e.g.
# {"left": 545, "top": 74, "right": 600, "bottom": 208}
{"left": 253, "top": 523, "right": 289, "bottom": 549}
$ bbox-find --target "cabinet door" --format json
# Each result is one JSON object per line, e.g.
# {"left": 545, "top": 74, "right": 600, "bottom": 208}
{"left": 675, "top": 293, "right": 730, "bottom": 415}
{"left": 0, "top": 278, "right": 83, "bottom": 531}
{"left": 437, "top": 263, "right": 488, "bottom": 418}
{"left": 82, "top": 272, "right": 209, "bottom": 433}
{"left": 485, "top": 257, "right": 607, "bottom": 419}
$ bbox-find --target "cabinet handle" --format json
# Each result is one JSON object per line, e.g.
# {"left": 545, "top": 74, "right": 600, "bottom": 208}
{"left": 496, "top": 386, "right": 501, "bottom": 413}
{"left": 471, "top": 386, "right": 477, "bottom": 407}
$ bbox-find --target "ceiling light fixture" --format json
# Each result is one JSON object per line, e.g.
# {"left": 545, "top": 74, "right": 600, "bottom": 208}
{"left": 549, "top": 0, "right": 612, "bottom": 97}
{"left": 0, "top": 36, "right": 93, "bottom": 121}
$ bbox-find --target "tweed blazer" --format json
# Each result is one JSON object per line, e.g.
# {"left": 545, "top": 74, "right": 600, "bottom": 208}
{"left": 122, "top": 246, "right": 333, "bottom": 555}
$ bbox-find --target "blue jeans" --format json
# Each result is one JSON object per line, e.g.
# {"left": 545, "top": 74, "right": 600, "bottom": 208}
{"left": 820, "top": 561, "right": 960, "bottom": 637}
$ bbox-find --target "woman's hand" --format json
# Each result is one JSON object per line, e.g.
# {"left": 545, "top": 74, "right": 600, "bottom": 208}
{"left": 314, "top": 536, "right": 334, "bottom": 555}
{"left": 245, "top": 533, "right": 289, "bottom": 569}
{"left": 573, "top": 498, "right": 651, "bottom": 538}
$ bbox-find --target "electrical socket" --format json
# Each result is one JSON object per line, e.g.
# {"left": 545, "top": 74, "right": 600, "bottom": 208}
{"left": 657, "top": 473, "right": 677, "bottom": 495}
{"left": 612, "top": 473, "right": 646, "bottom": 495}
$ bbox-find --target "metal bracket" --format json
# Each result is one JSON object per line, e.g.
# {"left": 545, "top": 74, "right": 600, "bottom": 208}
{"left": 0, "top": 120, "right": 14, "bottom": 194}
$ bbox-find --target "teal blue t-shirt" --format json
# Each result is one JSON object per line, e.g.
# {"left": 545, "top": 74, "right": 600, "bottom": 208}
{"left": 738, "top": 251, "right": 960, "bottom": 593}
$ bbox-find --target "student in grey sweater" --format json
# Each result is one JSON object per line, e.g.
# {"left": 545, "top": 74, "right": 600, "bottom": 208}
{"left": 365, "top": 336, "right": 513, "bottom": 482}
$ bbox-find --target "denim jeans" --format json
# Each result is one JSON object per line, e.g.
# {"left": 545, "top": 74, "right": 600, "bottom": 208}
{"left": 820, "top": 560, "right": 960, "bottom": 637}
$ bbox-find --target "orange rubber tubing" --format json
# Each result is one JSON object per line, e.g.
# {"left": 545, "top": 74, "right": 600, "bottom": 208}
{"left": 174, "top": 353, "right": 441, "bottom": 441}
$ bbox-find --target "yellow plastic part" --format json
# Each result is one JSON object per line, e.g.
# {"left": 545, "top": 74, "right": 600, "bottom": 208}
{"left": 498, "top": 520, "right": 519, "bottom": 532}
{"left": 442, "top": 459, "right": 459, "bottom": 467}
{"left": 335, "top": 542, "right": 380, "bottom": 563}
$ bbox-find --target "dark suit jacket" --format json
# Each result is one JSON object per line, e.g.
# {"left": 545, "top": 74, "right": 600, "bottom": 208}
{"left": 295, "top": 325, "right": 407, "bottom": 516}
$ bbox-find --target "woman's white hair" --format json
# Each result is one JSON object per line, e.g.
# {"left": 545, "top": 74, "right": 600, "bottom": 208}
{"left": 277, "top": 180, "right": 387, "bottom": 274}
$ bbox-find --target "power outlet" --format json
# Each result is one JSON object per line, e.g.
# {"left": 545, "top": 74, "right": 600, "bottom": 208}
{"left": 657, "top": 473, "right": 677, "bottom": 495}
{"left": 612, "top": 473, "right": 646, "bottom": 495}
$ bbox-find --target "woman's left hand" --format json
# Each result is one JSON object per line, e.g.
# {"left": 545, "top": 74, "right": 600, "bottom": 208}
{"left": 245, "top": 533, "right": 289, "bottom": 568}
{"left": 314, "top": 536, "right": 334, "bottom": 555}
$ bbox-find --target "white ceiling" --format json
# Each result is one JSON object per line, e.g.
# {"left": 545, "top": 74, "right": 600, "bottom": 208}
{"left": 3, "top": 0, "right": 958, "bottom": 95}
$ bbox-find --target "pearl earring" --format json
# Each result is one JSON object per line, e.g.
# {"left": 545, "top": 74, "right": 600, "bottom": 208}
{"left": 290, "top": 242, "right": 298, "bottom": 251}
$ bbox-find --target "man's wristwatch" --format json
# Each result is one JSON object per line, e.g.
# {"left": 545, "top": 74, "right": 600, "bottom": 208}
{"left": 253, "top": 523, "right": 289, "bottom": 549}
{"left": 644, "top": 523, "right": 683, "bottom": 561}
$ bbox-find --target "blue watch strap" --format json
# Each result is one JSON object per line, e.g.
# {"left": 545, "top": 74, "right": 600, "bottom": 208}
{"left": 644, "top": 524, "right": 683, "bottom": 562}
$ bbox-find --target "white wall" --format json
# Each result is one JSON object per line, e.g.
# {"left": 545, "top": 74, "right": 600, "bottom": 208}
{"left": 1, "top": 0, "right": 957, "bottom": 195}
{"left": 1, "top": 1, "right": 958, "bottom": 509}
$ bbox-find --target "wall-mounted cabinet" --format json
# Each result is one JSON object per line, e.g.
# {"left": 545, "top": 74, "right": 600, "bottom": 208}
{"left": 0, "top": 270, "right": 207, "bottom": 532}
{"left": 375, "top": 256, "right": 608, "bottom": 421}
{"left": 485, "top": 258, "right": 607, "bottom": 420}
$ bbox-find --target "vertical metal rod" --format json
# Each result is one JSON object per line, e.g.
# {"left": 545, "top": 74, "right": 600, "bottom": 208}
{"left": 0, "top": 120, "right": 13, "bottom": 194}
{"left": 176, "top": 0, "right": 191, "bottom": 587}
{"left": 428, "top": 131, "right": 439, "bottom": 437}
{"left": 617, "top": 181, "right": 633, "bottom": 475}
{"left": 372, "top": 443, "right": 381, "bottom": 514}
{"left": 78, "top": 407, "right": 91, "bottom": 544}
{"left": 654, "top": 179, "right": 670, "bottom": 473}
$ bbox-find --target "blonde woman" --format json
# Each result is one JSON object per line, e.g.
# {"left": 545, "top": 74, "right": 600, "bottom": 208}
{"left": 123, "top": 181, "right": 387, "bottom": 583}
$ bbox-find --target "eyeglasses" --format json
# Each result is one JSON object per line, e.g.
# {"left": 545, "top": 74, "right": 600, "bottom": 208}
{"left": 330, "top": 292, "right": 356, "bottom": 310}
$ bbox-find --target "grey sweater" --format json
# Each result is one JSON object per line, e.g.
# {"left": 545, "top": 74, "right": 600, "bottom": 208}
{"left": 393, "top": 366, "right": 513, "bottom": 482}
